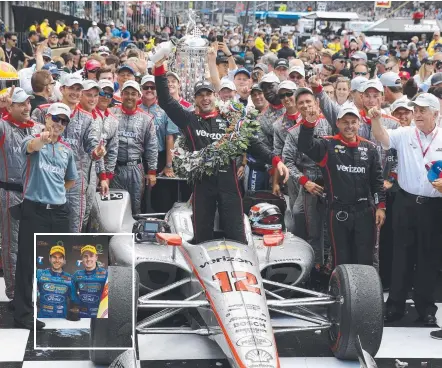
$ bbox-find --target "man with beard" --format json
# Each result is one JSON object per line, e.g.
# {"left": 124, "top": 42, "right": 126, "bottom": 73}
{"left": 31, "top": 74, "right": 106, "bottom": 232}
{"left": 72, "top": 245, "right": 107, "bottom": 318}
{"left": 139, "top": 75, "right": 179, "bottom": 212}
{"left": 0, "top": 87, "right": 42, "bottom": 310}
{"left": 282, "top": 88, "right": 332, "bottom": 268}
{"left": 111, "top": 80, "right": 157, "bottom": 215}
{"left": 298, "top": 103, "right": 386, "bottom": 267}
{"left": 37, "top": 246, "right": 78, "bottom": 318}
{"left": 154, "top": 61, "right": 289, "bottom": 244}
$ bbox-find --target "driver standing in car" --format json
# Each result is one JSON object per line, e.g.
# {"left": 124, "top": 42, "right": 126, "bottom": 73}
{"left": 154, "top": 61, "right": 289, "bottom": 244}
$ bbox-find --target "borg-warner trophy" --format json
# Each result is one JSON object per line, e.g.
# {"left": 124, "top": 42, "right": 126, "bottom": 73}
{"left": 148, "top": 9, "right": 209, "bottom": 103}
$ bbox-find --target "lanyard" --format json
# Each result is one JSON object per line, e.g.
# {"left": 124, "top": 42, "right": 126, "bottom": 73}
{"left": 415, "top": 127, "right": 439, "bottom": 158}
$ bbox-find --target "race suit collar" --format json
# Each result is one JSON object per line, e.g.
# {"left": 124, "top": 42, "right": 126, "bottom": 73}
{"left": 196, "top": 110, "right": 219, "bottom": 119}
{"left": 286, "top": 111, "right": 300, "bottom": 120}
{"left": 335, "top": 133, "right": 360, "bottom": 147}
{"left": 270, "top": 103, "right": 284, "bottom": 110}
{"left": 121, "top": 105, "right": 138, "bottom": 115}
{"left": 49, "top": 268, "right": 63, "bottom": 276}
{"left": 3, "top": 113, "right": 35, "bottom": 129}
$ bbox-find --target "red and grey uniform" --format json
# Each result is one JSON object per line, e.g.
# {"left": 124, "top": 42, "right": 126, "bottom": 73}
{"left": 94, "top": 108, "right": 119, "bottom": 179}
{"left": 283, "top": 117, "right": 332, "bottom": 265}
{"left": 31, "top": 104, "right": 102, "bottom": 232}
{"left": 257, "top": 103, "right": 285, "bottom": 151}
{"left": 110, "top": 105, "right": 157, "bottom": 215}
{"left": 298, "top": 120, "right": 386, "bottom": 267}
{"left": 155, "top": 65, "right": 279, "bottom": 244}
{"left": 0, "top": 114, "right": 42, "bottom": 300}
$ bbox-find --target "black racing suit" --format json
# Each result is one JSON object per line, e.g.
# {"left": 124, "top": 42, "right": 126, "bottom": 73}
{"left": 154, "top": 66, "right": 278, "bottom": 244}
{"left": 298, "top": 120, "right": 386, "bottom": 267}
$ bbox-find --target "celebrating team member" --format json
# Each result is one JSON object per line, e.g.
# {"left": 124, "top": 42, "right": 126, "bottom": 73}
{"left": 0, "top": 87, "right": 42, "bottom": 305}
{"left": 111, "top": 80, "right": 157, "bottom": 214}
{"left": 72, "top": 245, "right": 107, "bottom": 318}
{"left": 298, "top": 103, "right": 386, "bottom": 267}
{"left": 154, "top": 61, "right": 289, "bottom": 244}
{"left": 15, "top": 103, "right": 78, "bottom": 330}
{"left": 37, "top": 246, "right": 78, "bottom": 318}
{"left": 31, "top": 74, "right": 106, "bottom": 232}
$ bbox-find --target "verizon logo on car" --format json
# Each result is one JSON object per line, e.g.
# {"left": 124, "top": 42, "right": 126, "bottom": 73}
{"left": 196, "top": 130, "right": 223, "bottom": 140}
{"left": 336, "top": 165, "right": 366, "bottom": 174}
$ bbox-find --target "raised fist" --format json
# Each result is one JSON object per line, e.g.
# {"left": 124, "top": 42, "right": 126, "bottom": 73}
{"left": 367, "top": 107, "right": 381, "bottom": 120}
{"left": 309, "top": 75, "right": 322, "bottom": 89}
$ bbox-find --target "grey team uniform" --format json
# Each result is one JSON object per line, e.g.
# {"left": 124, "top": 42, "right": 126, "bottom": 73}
{"left": 110, "top": 105, "right": 158, "bottom": 214}
{"left": 31, "top": 104, "right": 102, "bottom": 232}
{"left": 257, "top": 104, "right": 286, "bottom": 151}
{"left": 0, "top": 116, "right": 42, "bottom": 300}
{"left": 283, "top": 117, "right": 332, "bottom": 264}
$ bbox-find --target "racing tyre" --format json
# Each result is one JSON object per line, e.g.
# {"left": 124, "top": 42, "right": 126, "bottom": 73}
{"left": 89, "top": 266, "right": 139, "bottom": 364}
{"left": 327, "top": 264, "right": 383, "bottom": 360}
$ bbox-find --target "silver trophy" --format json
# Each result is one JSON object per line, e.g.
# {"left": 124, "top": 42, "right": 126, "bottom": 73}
{"left": 169, "top": 9, "right": 209, "bottom": 103}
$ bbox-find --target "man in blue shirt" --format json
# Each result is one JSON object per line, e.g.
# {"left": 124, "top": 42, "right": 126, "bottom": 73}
{"left": 72, "top": 245, "right": 108, "bottom": 318}
{"left": 37, "top": 245, "right": 78, "bottom": 318}
{"left": 14, "top": 102, "right": 80, "bottom": 330}
{"left": 139, "top": 75, "right": 180, "bottom": 212}
{"left": 119, "top": 25, "right": 131, "bottom": 50}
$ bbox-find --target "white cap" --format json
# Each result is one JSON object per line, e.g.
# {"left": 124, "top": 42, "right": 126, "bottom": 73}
{"left": 391, "top": 98, "right": 413, "bottom": 113}
{"left": 220, "top": 79, "right": 236, "bottom": 91}
{"left": 337, "top": 103, "right": 361, "bottom": 120}
{"left": 288, "top": 66, "right": 305, "bottom": 78}
{"left": 408, "top": 93, "right": 440, "bottom": 112}
{"left": 351, "top": 51, "right": 368, "bottom": 62}
{"left": 259, "top": 72, "right": 280, "bottom": 87}
{"left": 73, "top": 21, "right": 79, "bottom": 25}
{"left": 98, "top": 46, "right": 110, "bottom": 55}
{"left": 380, "top": 72, "right": 401, "bottom": 88}
{"left": 350, "top": 76, "right": 368, "bottom": 92}
{"left": 82, "top": 79, "right": 100, "bottom": 91}
{"left": 47, "top": 103, "right": 72, "bottom": 121}
{"left": 359, "top": 79, "right": 384, "bottom": 93}
{"left": 11, "top": 87, "right": 34, "bottom": 103}
{"left": 121, "top": 80, "right": 141, "bottom": 94}
{"left": 166, "top": 71, "right": 180, "bottom": 82}
{"left": 277, "top": 80, "right": 297, "bottom": 92}
{"left": 92, "top": 21, "right": 97, "bottom": 26}
{"left": 110, "top": 21, "right": 115, "bottom": 26}
{"left": 98, "top": 79, "right": 115, "bottom": 91}
{"left": 140, "top": 75, "right": 155, "bottom": 86}
{"left": 60, "top": 73, "right": 84, "bottom": 88}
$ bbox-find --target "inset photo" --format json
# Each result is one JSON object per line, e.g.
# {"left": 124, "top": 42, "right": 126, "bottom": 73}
{"left": 35, "top": 234, "right": 109, "bottom": 322}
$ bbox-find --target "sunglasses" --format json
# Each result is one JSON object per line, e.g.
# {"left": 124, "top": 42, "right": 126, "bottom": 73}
{"left": 88, "top": 68, "right": 100, "bottom": 73}
{"left": 336, "top": 59, "right": 346, "bottom": 63}
{"left": 426, "top": 61, "right": 434, "bottom": 65}
{"left": 385, "top": 66, "right": 394, "bottom": 71}
{"left": 355, "top": 72, "right": 368, "bottom": 76}
{"left": 278, "top": 91, "right": 295, "bottom": 99}
{"left": 11, "top": 39, "right": 17, "bottom": 43}
{"left": 51, "top": 115, "right": 69, "bottom": 126}
{"left": 142, "top": 85, "right": 156, "bottom": 91}
{"left": 99, "top": 91, "right": 113, "bottom": 99}
{"left": 51, "top": 36, "right": 59, "bottom": 39}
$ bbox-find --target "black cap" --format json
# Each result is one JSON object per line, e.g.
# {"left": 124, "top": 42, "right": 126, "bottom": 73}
{"left": 251, "top": 84, "right": 262, "bottom": 92}
{"left": 399, "top": 44, "right": 408, "bottom": 51}
{"left": 431, "top": 72, "right": 442, "bottom": 86}
{"left": 281, "top": 38, "right": 289, "bottom": 43}
{"left": 194, "top": 80, "right": 215, "bottom": 95}
{"left": 332, "top": 52, "right": 345, "bottom": 61}
{"left": 234, "top": 56, "right": 245, "bottom": 66}
{"left": 274, "top": 58, "right": 289, "bottom": 69}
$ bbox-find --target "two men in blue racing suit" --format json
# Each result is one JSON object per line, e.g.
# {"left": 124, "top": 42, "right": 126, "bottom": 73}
{"left": 72, "top": 245, "right": 108, "bottom": 318}
{"left": 36, "top": 246, "right": 78, "bottom": 318}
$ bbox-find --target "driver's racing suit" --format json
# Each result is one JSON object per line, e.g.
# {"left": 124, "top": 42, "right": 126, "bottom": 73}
{"left": 0, "top": 114, "right": 42, "bottom": 300}
{"left": 298, "top": 120, "right": 386, "bottom": 266}
{"left": 155, "top": 65, "right": 281, "bottom": 244}
{"left": 72, "top": 267, "right": 107, "bottom": 318}
{"left": 37, "top": 269, "right": 77, "bottom": 318}
{"left": 31, "top": 104, "right": 102, "bottom": 232}
{"left": 110, "top": 105, "right": 157, "bottom": 215}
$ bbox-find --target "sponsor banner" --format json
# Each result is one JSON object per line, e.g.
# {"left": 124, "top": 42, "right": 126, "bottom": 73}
{"left": 375, "top": 1, "right": 391, "bottom": 8}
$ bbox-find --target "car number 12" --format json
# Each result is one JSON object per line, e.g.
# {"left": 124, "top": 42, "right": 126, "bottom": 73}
{"left": 213, "top": 271, "right": 261, "bottom": 295}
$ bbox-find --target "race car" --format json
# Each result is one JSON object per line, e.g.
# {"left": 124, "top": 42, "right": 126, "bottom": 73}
{"left": 88, "top": 189, "right": 384, "bottom": 367}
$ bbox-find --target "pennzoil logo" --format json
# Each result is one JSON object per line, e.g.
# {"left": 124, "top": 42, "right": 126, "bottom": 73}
{"left": 199, "top": 256, "right": 252, "bottom": 268}
{"left": 207, "top": 245, "right": 239, "bottom": 251}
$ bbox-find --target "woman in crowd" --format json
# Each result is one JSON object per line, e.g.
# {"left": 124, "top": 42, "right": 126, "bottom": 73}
{"left": 334, "top": 77, "right": 351, "bottom": 105}
{"left": 413, "top": 57, "right": 434, "bottom": 91}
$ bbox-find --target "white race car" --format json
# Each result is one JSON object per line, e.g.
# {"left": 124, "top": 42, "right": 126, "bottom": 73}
{"left": 88, "top": 189, "right": 383, "bottom": 367}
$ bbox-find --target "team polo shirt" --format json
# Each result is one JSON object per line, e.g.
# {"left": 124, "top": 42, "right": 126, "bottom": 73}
{"left": 140, "top": 102, "right": 179, "bottom": 152}
{"left": 386, "top": 126, "right": 442, "bottom": 197}
{"left": 22, "top": 135, "right": 78, "bottom": 205}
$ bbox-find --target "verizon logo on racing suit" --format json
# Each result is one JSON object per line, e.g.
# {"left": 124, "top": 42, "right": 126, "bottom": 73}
{"left": 199, "top": 256, "right": 253, "bottom": 268}
{"left": 39, "top": 162, "right": 64, "bottom": 175}
{"left": 336, "top": 165, "right": 366, "bottom": 174}
{"left": 119, "top": 130, "right": 138, "bottom": 138}
{"left": 196, "top": 130, "right": 224, "bottom": 140}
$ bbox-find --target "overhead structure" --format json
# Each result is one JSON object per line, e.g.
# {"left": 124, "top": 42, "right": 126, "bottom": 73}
{"left": 365, "top": 18, "right": 440, "bottom": 39}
